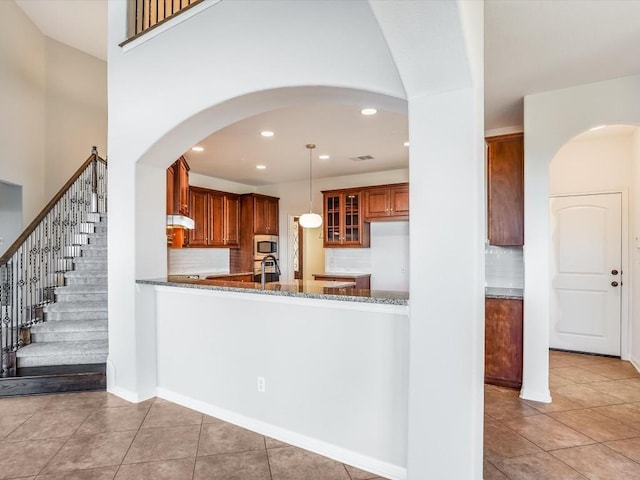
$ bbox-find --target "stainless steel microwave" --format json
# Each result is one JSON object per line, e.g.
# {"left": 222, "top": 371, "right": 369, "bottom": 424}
{"left": 254, "top": 235, "right": 278, "bottom": 257}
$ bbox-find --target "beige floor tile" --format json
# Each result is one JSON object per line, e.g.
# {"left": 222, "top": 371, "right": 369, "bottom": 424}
{"left": 490, "top": 452, "right": 587, "bottom": 479}
{"left": 123, "top": 425, "right": 200, "bottom": 464}
{"left": 103, "top": 394, "right": 139, "bottom": 409}
{"left": 593, "top": 402, "right": 640, "bottom": 430}
{"left": 0, "top": 438, "right": 64, "bottom": 480}
{"left": 7, "top": 408, "right": 93, "bottom": 442}
{"left": 483, "top": 461, "right": 508, "bottom": 480}
{"left": 42, "top": 431, "right": 136, "bottom": 473}
{"left": 524, "top": 393, "right": 582, "bottom": 413}
{"left": 0, "top": 412, "right": 33, "bottom": 440}
{"left": 36, "top": 466, "right": 118, "bottom": 480}
{"left": 268, "top": 446, "right": 351, "bottom": 480}
{"left": 0, "top": 395, "right": 51, "bottom": 416}
{"left": 552, "top": 384, "right": 623, "bottom": 408}
{"left": 44, "top": 392, "right": 112, "bottom": 411}
{"left": 197, "top": 419, "right": 265, "bottom": 456}
{"left": 194, "top": 451, "right": 271, "bottom": 480}
{"left": 140, "top": 403, "right": 202, "bottom": 429}
{"left": 484, "top": 420, "right": 542, "bottom": 458}
{"left": 114, "top": 458, "right": 195, "bottom": 480}
{"left": 581, "top": 361, "right": 640, "bottom": 380}
{"left": 344, "top": 464, "right": 382, "bottom": 479}
{"left": 265, "top": 436, "right": 289, "bottom": 449}
{"left": 503, "top": 415, "right": 595, "bottom": 451}
{"left": 587, "top": 379, "right": 640, "bottom": 402}
{"left": 549, "top": 408, "right": 640, "bottom": 442}
{"left": 605, "top": 437, "right": 640, "bottom": 463}
{"left": 485, "top": 397, "right": 540, "bottom": 420}
{"left": 550, "top": 353, "right": 618, "bottom": 367}
{"left": 551, "top": 444, "right": 640, "bottom": 479}
{"left": 551, "top": 366, "right": 610, "bottom": 384}
{"left": 549, "top": 372, "right": 578, "bottom": 388}
{"left": 77, "top": 406, "right": 149, "bottom": 435}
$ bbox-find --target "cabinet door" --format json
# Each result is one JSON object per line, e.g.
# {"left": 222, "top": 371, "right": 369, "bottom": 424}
{"left": 177, "top": 158, "right": 190, "bottom": 216}
{"left": 324, "top": 193, "right": 342, "bottom": 246}
{"left": 365, "top": 188, "right": 390, "bottom": 219}
{"left": 266, "top": 198, "right": 279, "bottom": 234}
{"left": 188, "top": 189, "right": 209, "bottom": 246}
{"left": 342, "top": 192, "right": 362, "bottom": 245}
{"left": 208, "top": 193, "right": 225, "bottom": 246}
{"left": 485, "top": 298, "right": 523, "bottom": 388}
{"left": 253, "top": 196, "right": 269, "bottom": 234}
{"left": 225, "top": 195, "right": 240, "bottom": 246}
{"left": 390, "top": 185, "right": 409, "bottom": 218}
{"left": 487, "top": 134, "right": 524, "bottom": 245}
{"left": 166, "top": 165, "right": 175, "bottom": 214}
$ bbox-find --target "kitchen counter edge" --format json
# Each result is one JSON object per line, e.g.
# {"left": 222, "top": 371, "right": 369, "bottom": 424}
{"left": 137, "top": 278, "right": 409, "bottom": 306}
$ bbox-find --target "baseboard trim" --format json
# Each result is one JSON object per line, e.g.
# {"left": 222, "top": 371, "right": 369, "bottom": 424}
{"left": 630, "top": 355, "right": 640, "bottom": 374}
{"left": 107, "top": 384, "right": 146, "bottom": 403}
{"left": 156, "top": 387, "right": 407, "bottom": 480}
{"left": 519, "top": 388, "right": 552, "bottom": 403}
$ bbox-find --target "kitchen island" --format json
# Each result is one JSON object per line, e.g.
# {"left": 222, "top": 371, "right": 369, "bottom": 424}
{"left": 134, "top": 275, "right": 409, "bottom": 478}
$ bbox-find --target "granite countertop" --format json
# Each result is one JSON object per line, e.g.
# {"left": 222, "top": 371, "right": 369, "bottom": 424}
{"left": 137, "top": 277, "right": 409, "bottom": 306}
{"left": 313, "top": 272, "right": 371, "bottom": 278}
{"left": 485, "top": 287, "right": 523, "bottom": 300}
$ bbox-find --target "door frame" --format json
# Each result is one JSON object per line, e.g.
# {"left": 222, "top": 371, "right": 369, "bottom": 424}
{"left": 549, "top": 189, "right": 630, "bottom": 359}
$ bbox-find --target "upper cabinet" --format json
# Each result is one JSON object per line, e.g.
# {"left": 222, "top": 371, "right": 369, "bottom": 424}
{"left": 323, "top": 189, "right": 370, "bottom": 248}
{"left": 487, "top": 133, "right": 524, "bottom": 246}
{"left": 166, "top": 156, "right": 190, "bottom": 216}
{"left": 364, "top": 183, "right": 409, "bottom": 221}
{"left": 187, "top": 187, "right": 240, "bottom": 248}
{"left": 241, "top": 194, "right": 279, "bottom": 235}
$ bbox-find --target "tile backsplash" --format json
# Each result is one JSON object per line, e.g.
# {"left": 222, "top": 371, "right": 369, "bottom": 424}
{"left": 325, "top": 248, "right": 371, "bottom": 273}
{"left": 485, "top": 244, "right": 524, "bottom": 289}
{"left": 168, "top": 248, "right": 229, "bottom": 275}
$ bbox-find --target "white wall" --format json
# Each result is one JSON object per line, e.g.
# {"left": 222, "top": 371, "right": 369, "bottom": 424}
{"left": 189, "top": 172, "right": 254, "bottom": 195}
{"left": 153, "top": 286, "right": 408, "bottom": 478}
{"left": 0, "top": 181, "right": 23, "bottom": 256}
{"left": 45, "top": 38, "right": 107, "bottom": 197}
{"left": 108, "top": 1, "right": 484, "bottom": 478}
{"left": 524, "top": 75, "right": 640, "bottom": 402}
{"left": 0, "top": 0, "right": 45, "bottom": 225}
{"left": 550, "top": 133, "right": 634, "bottom": 195}
{"left": 632, "top": 129, "right": 640, "bottom": 367}
{"left": 302, "top": 226, "right": 324, "bottom": 282}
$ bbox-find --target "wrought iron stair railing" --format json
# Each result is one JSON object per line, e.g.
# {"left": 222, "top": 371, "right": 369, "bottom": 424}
{"left": 0, "top": 148, "right": 107, "bottom": 377}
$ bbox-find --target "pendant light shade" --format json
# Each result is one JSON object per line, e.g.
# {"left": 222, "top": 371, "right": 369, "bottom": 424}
{"left": 300, "top": 143, "right": 322, "bottom": 228}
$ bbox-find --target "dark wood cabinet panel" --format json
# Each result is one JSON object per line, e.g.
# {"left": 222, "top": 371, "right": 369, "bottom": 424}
{"left": 364, "top": 183, "right": 409, "bottom": 221}
{"left": 485, "top": 297, "right": 523, "bottom": 389}
{"left": 487, "top": 133, "right": 524, "bottom": 245}
{"left": 166, "top": 164, "right": 175, "bottom": 214}
{"left": 240, "top": 194, "right": 280, "bottom": 236}
{"left": 322, "top": 189, "right": 370, "bottom": 248}
{"left": 188, "top": 188, "right": 209, "bottom": 246}
{"left": 225, "top": 195, "right": 240, "bottom": 247}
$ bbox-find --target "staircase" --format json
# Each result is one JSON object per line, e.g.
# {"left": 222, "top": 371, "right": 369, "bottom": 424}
{"left": 16, "top": 213, "right": 108, "bottom": 368}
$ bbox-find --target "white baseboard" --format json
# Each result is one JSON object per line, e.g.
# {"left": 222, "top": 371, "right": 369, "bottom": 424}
{"left": 630, "top": 355, "right": 640, "bottom": 374}
{"left": 156, "top": 387, "right": 407, "bottom": 480}
{"left": 107, "top": 384, "right": 145, "bottom": 403}
{"left": 519, "top": 388, "right": 552, "bottom": 403}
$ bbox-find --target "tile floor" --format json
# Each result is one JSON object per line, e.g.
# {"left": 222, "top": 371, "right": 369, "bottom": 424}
{"left": 0, "top": 393, "right": 386, "bottom": 480}
{"left": 485, "top": 350, "right": 640, "bottom": 479}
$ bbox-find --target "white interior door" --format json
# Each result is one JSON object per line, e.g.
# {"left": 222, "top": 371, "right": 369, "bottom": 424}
{"left": 550, "top": 193, "right": 622, "bottom": 356}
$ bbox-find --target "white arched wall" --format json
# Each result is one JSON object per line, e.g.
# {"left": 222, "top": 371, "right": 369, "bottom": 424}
{"left": 108, "top": 1, "right": 484, "bottom": 478}
{"left": 523, "top": 74, "right": 640, "bottom": 402}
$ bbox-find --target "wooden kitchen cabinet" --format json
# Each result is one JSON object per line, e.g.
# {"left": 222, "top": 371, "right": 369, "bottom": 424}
{"left": 240, "top": 194, "right": 280, "bottom": 235}
{"left": 485, "top": 297, "right": 523, "bottom": 389}
{"left": 487, "top": 133, "right": 524, "bottom": 245}
{"left": 187, "top": 187, "right": 239, "bottom": 247}
{"left": 312, "top": 273, "right": 370, "bottom": 289}
{"left": 364, "top": 183, "right": 409, "bottom": 221}
{"left": 322, "top": 189, "right": 370, "bottom": 248}
{"left": 166, "top": 156, "right": 190, "bottom": 216}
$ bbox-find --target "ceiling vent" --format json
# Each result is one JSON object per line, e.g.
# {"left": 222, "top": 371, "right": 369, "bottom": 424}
{"left": 350, "top": 155, "right": 375, "bottom": 162}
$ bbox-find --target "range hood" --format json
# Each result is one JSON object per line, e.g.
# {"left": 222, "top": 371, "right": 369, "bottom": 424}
{"left": 166, "top": 215, "right": 195, "bottom": 230}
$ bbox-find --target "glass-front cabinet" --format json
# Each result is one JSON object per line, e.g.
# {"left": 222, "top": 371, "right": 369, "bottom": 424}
{"left": 322, "top": 189, "right": 370, "bottom": 248}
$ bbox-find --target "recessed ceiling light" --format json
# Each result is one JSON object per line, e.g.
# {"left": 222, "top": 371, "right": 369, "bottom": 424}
{"left": 589, "top": 125, "right": 607, "bottom": 132}
{"left": 260, "top": 131, "right": 275, "bottom": 137}
{"left": 360, "top": 108, "right": 377, "bottom": 116}
{"left": 191, "top": 146, "right": 204, "bottom": 152}
{"left": 403, "top": 141, "right": 410, "bottom": 147}
{"left": 256, "top": 165, "right": 267, "bottom": 170}
{"left": 318, "top": 154, "right": 330, "bottom": 160}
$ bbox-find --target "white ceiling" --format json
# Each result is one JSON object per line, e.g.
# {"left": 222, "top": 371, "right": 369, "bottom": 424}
{"left": 15, "top": 0, "right": 640, "bottom": 184}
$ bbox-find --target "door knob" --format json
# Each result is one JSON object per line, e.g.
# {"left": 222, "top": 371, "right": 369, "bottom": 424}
{"left": 611, "top": 269, "right": 619, "bottom": 275}
{"left": 611, "top": 281, "right": 619, "bottom": 287}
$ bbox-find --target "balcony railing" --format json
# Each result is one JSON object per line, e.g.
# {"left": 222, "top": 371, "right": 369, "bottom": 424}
{"left": 129, "top": 0, "right": 204, "bottom": 38}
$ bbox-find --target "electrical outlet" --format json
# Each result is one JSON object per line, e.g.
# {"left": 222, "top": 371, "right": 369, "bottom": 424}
{"left": 257, "top": 376, "right": 266, "bottom": 393}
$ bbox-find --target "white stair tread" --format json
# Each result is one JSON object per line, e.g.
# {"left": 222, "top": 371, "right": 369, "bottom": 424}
{"left": 45, "top": 301, "right": 107, "bottom": 313}
{"left": 16, "top": 340, "right": 108, "bottom": 357}
{"left": 31, "top": 319, "right": 107, "bottom": 333}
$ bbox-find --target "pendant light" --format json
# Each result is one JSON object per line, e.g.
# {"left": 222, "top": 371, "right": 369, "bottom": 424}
{"left": 299, "top": 143, "right": 323, "bottom": 228}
